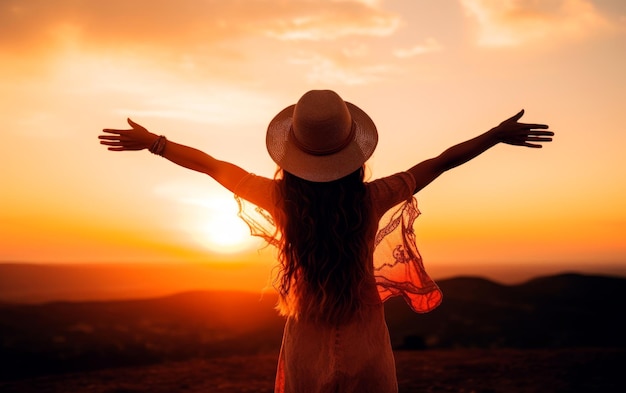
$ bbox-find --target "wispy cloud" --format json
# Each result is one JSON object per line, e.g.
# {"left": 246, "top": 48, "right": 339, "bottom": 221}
{"left": 1, "top": 0, "right": 400, "bottom": 50}
{"left": 459, "top": 0, "right": 612, "bottom": 47}
{"left": 393, "top": 38, "right": 443, "bottom": 58}
{"left": 259, "top": 6, "right": 399, "bottom": 41}
{"left": 288, "top": 51, "right": 394, "bottom": 85}
{"left": 1, "top": 0, "right": 403, "bottom": 87}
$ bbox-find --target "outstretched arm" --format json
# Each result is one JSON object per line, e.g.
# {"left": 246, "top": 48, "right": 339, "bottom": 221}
{"left": 98, "top": 119, "right": 248, "bottom": 193}
{"left": 408, "top": 110, "right": 554, "bottom": 194}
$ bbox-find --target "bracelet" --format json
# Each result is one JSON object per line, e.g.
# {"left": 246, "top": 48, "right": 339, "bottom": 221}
{"left": 149, "top": 135, "right": 167, "bottom": 156}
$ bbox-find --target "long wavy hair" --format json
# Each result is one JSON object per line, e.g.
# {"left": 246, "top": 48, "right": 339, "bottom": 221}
{"left": 272, "top": 166, "right": 374, "bottom": 324}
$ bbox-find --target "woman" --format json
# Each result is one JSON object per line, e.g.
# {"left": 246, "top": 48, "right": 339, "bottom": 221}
{"left": 99, "top": 90, "right": 553, "bottom": 392}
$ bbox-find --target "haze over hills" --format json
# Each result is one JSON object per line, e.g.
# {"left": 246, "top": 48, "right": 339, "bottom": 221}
{"left": 0, "top": 262, "right": 273, "bottom": 303}
{"left": 2, "top": 262, "right": 625, "bottom": 304}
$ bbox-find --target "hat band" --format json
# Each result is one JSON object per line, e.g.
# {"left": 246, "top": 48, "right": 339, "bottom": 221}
{"left": 289, "top": 121, "right": 356, "bottom": 156}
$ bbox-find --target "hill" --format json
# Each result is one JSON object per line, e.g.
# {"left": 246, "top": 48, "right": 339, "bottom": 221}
{"left": 0, "top": 273, "right": 625, "bottom": 380}
{"left": 385, "top": 273, "right": 626, "bottom": 349}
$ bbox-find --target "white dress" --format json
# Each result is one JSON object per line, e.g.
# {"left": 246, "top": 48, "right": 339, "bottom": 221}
{"left": 234, "top": 171, "right": 442, "bottom": 393}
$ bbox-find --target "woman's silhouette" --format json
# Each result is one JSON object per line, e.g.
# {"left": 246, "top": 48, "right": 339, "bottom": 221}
{"left": 99, "top": 90, "right": 553, "bottom": 392}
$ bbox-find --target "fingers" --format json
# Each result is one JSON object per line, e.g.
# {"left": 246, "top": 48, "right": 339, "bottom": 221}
{"left": 520, "top": 132, "right": 553, "bottom": 144}
{"left": 526, "top": 135, "right": 553, "bottom": 141}
{"left": 527, "top": 130, "right": 554, "bottom": 136}
{"left": 99, "top": 139, "right": 125, "bottom": 148}
{"left": 99, "top": 125, "right": 136, "bottom": 147}
{"left": 98, "top": 135, "right": 120, "bottom": 146}
{"left": 510, "top": 140, "right": 545, "bottom": 148}
{"left": 511, "top": 109, "right": 525, "bottom": 122}
{"left": 127, "top": 118, "right": 145, "bottom": 130}
{"left": 101, "top": 128, "right": 132, "bottom": 135}
{"left": 98, "top": 133, "right": 145, "bottom": 151}
{"left": 106, "top": 146, "right": 142, "bottom": 151}
{"left": 502, "top": 124, "right": 554, "bottom": 148}
{"left": 506, "top": 110, "right": 551, "bottom": 132}
{"left": 520, "top": 123, "right": 550, "bottom": 130}
{"left": 99, "top": 119, "right": 147, "bottom": 152}
{"left": 99, "top": 139, "right": 144, "bottom": 151}
{"left": 520, "top": 133, "right": 553, "bottom": 148}
{"left": 522, "top": 135, "right": 553, "bottom": 147}
{"left": 502, "top": 109, "right": 524, "bottom": 124}
{"left": 98, "top": 135, "right": 125, "bottom": 141}
{"left": 98, "top": 135, "right": 132, "bottom": 146}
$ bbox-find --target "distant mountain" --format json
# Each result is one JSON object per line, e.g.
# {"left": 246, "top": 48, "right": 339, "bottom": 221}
{"left": 0, "top": 273, "right": 625, "bottom": 380}
{"left": 3, "top": 262, "right": 625, "bottom": 304}
{"left": 385, "top": 273, "right": 626, "bottom": 349}
{"left": 0, "top": 263, "right": 270, "bottom": 303}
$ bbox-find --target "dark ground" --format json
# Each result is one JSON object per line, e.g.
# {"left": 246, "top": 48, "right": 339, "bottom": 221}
{"left": 1, "top": 348, "right": 624, "bottom": 393}
{"left": 2, "top": 273, "right": 625, "bottom": 392}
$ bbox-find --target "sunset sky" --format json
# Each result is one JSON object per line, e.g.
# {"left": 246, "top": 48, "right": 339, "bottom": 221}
{"left": 1, "top": 0, "right": 625, "bottom": 286}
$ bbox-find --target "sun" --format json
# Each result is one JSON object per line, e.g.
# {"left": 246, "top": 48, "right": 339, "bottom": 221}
{"left": 190, "top": 195, "right": 256, "bottom": 254}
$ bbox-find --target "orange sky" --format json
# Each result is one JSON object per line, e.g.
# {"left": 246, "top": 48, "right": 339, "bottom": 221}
{"left": 1, "top": 0, "right": 625, "bottom": 285}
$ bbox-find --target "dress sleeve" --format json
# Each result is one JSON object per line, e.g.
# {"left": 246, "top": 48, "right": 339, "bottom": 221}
{"left": 368, "top": 172, "right": 443, "bottom": 313}
{"left": 233, "top": 173, "right": 279, "bottom": 246}
{"left": 367, "top": 171, "right": 416, "bottom": 218}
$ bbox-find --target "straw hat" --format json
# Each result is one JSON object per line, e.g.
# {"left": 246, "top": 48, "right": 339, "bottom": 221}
{"left": 266, "top": 90, "right": 378, "bottom": 182}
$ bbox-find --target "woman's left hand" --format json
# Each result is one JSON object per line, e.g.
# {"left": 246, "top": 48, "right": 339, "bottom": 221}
{"left": 495, "top": 110, "right": 554, "bottom": 148}
{"left": 99, "top": 118, "right": 157, "bottom": 151}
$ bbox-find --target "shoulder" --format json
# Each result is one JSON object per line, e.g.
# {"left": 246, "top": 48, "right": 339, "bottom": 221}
{"left": 234, "top": 173, "right": 278, "bottom": 212}
{"left": 366, "top": 171, "right": 416, "bottom": 196}
{"left": 366, "top": 172, "right": 416, "bottom": 217}
{"left": 236, "top": 173, "right": 276, "bottom": 189}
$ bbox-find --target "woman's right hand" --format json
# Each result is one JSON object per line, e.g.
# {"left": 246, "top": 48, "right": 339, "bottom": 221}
{"left": 99, "top": 118, "right": 157, "bottom": 151}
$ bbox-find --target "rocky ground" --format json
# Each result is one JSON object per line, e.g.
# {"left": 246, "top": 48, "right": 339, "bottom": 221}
{"left": 2, "top": 348, "right": 624, "bottom": 393}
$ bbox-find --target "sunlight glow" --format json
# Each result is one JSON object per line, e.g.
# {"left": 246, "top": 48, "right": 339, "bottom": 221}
{"left": 197, "top": 213, "right": 252, "bottom": 254}
{"left": 151, "top": 181, "right": 259, "bottom": 256}
{"left": 187, "top": 195, "right": 256, "bottom": 255}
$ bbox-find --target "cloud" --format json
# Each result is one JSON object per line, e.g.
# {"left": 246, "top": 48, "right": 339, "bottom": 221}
{"left": 0, "top": 0, "right": 400, "bottom": 51}
{"left": 459, "top": 0, "right": 612, "bottom": 47}
{"left": 288, "top": 51, "right": 394, "bottom": 85}
{"left": 0, "top": 0, "right": 403, "bottom": 87}
{"left": 259, "top": 4, "right": 399, "bottom": 41}
{"left": 393, "top": 38, "right": 443, "bottom": 58}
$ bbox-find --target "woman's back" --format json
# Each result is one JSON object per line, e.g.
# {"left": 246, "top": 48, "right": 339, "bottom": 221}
{"left": 274, "top": 168, "right": 374, "bottom": 325}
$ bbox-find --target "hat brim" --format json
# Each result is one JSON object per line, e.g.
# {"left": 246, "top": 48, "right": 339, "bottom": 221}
{"left": 266, "top": 102, "right": 378, "bottom": 182}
